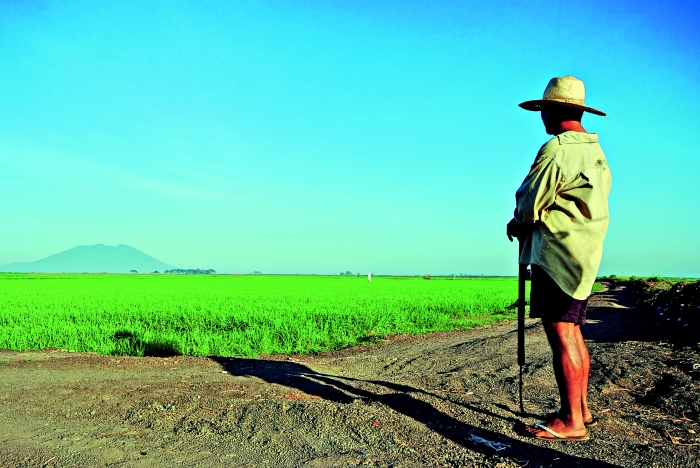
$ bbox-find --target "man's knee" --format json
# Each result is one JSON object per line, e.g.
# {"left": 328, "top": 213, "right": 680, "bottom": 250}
{"left": 543, "top": 320, "right": 576, "bottom": 337}
{"left": 543, "top": 321, "right": 579, "bottom": 349}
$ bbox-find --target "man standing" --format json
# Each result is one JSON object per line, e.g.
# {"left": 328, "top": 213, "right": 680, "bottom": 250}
{"left": 507, "top": 76, "right": 611, "bottom": 441}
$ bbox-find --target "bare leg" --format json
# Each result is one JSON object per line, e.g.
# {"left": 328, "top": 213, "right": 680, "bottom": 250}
{"left": 526, "top": 321, "right": 587, "bottom": 438}
{"left": 542, "top": 325, "right": 593, "bottom": 424}
{"left": 574, "top": 325, "right": 593, "bottom": 424}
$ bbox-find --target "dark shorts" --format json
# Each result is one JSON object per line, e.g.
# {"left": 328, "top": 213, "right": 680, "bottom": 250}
{"left": 529, "top": 265, "right": 588, "bottom": 326}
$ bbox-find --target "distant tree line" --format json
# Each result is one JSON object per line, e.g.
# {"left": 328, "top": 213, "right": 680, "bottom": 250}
{"left": 164, "top": 269, "right": 216, "bottom": 275}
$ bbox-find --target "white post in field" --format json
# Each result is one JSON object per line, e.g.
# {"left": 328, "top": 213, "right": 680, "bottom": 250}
{"left": 368, "top": 271, "right": 372, "bottom": 283}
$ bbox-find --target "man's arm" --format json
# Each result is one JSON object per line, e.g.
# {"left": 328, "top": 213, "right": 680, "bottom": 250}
{"left": 506, "top": 218, "right": 530, "bottom": 243}
{"left": 507, "top": 155, "right": 563, "bottom": 242}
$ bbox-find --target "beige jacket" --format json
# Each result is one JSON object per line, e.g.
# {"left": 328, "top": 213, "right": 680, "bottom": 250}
{"left": 515, "top": 131, "right": 612, "bottom": 299}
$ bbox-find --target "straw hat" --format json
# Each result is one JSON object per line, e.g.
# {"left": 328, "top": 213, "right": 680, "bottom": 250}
{"left": 519, "top": 76, "right": 606, "bottom": 116}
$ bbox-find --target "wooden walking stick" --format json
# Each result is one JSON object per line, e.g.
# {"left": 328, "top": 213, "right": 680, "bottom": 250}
{"left": 517, "top": 240, "right": 526, "bottom": 415}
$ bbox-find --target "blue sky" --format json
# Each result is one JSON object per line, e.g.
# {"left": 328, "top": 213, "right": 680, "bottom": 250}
{"left": 1, "top": 0, "right": 699, "bottom": 276}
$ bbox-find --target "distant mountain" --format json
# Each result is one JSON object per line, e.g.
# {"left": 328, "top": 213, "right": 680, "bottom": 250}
{"left": 0, "top": 244, "right": 176, "bottom": 273}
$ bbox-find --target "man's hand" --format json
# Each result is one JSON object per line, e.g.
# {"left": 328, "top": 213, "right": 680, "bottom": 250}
{"left": 507, "top": 218, "right": 530, "bottom": 242}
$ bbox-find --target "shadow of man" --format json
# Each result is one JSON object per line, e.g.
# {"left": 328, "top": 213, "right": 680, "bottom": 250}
{"left": 211, "top": 357, "right": 619, "bottom": 467}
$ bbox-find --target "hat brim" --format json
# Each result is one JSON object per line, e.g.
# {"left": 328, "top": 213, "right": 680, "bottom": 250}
{"left": 519, "top": 99, "right": 606, "bottom": 117}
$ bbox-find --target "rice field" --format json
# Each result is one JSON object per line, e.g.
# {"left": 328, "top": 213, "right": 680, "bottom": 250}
{"left": 0, "top": 274, "right": 527, "bottom": 358}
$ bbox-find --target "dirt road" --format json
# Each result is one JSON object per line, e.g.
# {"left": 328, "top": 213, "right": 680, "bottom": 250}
{"left": 1, "top": 283, "right": 699, "bottom": 467}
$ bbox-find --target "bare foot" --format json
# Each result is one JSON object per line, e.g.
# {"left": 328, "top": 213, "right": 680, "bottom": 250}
{"left": 526, "top": 417, "right": 587, "bottom": 439}
{"left": 548, "top": 408, "right": 595, "bottom": 426}
{"left": 581, "top": 406, "right": 594, "bottom": 425}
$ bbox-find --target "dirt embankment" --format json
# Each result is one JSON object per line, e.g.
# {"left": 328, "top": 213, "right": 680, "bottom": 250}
{"left": 1, "top": 282, "right": 699, "bottom": 467}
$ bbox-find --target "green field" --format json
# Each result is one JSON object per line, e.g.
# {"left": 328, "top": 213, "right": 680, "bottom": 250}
{"left": 0, "top": 274, "right": 527, "bottom": 358}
